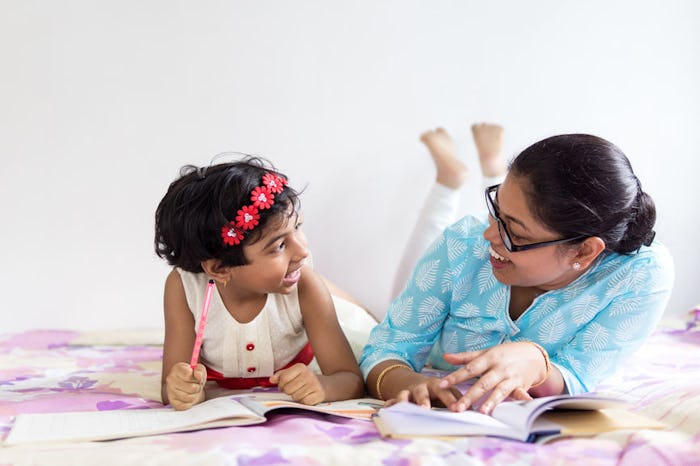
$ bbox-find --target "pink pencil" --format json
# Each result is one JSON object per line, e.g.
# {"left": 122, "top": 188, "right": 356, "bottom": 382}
{"left": 189, "top": 279, "right": 216, "bottom": 369}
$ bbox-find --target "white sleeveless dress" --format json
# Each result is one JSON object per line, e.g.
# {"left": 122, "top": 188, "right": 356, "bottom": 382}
{"left": 177, "top": 268, "right": 309, "bottom": 378}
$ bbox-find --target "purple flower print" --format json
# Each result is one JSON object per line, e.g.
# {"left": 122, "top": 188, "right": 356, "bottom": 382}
{"left": 57, "top": 376, "right": 97, "bottom": 390}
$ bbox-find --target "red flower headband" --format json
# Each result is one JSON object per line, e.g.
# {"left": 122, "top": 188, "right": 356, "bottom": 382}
{"left": 221, "top": 172, "right": 288, "bottom": 246}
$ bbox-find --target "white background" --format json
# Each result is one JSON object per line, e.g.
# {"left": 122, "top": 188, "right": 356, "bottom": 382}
{"left": 1, "top": 1, "right": 698, "bottom": 332}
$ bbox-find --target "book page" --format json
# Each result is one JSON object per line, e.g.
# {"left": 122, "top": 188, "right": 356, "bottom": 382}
{"left": 4, "top": 396, "right": 261, "bottom": 445}
{"left": 492, "top": 395, "right": 629, "bottom": 433}
{"left": 238, "top": 396, "right": 380, "bottom": 420}
{"left": 375, "top": 401, "right": 532, "bottom": 441}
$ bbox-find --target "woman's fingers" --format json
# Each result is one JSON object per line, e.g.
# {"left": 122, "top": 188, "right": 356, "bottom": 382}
{"left": 511, "top": 387, "right": 533, "bottom": 401}
{"left": 440, "top": 351, "right": 489, "bottom": 388}
{"left": 447, "top": 369, "right": 501, "bottom": 411}
{"left": 442, "top": 350, "right": 483, "bottom": 365}
{"left": 477, "top": 378, "right": 522, "bottom": 414}
{"left": 434, "top": 385, "right": 462, "bottom": 409}
{"left": 409, "top": 382, "right": 432, "bottom": 409}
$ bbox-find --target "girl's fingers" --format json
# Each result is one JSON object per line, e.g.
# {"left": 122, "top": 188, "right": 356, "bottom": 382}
{"left": 170, "top": 381, "right": 202, "bottom": 396}
{"left": 290, "top": 384, "right": 314, "bottom": 402}
{"left": 277, "top": 372, "right": 303, "bottom": 394}
{"left": 297, "top": 388, "right": 323, "bottom": 405}
{"left": 271, "top": 364, "right": 303, "bottom": 388}
{"left": 193, "top": 364, "right": 207, "bottom": 384}
{"left": 273, "top": 365, "right": 323, "bottom": 403}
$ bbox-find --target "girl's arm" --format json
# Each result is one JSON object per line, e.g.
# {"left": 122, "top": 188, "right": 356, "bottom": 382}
{"left": 161, "top": 269, "right": 207, "bottom": 409}
{"left": 294, "top": 264, "right": 364, "bottom": 401}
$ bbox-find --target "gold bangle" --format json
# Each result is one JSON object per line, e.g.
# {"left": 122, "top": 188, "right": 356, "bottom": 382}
{"left": 526, "top": 341, "right": 551, "bottom": 388}
{"left": 375, "top": 363, "right": 411, "bottom": 400}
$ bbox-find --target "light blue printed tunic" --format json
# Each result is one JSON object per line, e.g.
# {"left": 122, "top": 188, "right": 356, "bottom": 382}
{"left": 360, "top": 215, "right": 674, "bottom": 394}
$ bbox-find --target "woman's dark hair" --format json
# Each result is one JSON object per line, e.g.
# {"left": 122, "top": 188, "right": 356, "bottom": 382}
{"left": 154, "top": 156, "right": 300, "bottom": 272}
{"left": 509, "top": 134, "right": 656, "bottom": 254}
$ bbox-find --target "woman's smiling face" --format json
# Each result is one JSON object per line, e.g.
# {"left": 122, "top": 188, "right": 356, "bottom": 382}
{"left": 483, "top": 175, "right": 583, "bottom": 291}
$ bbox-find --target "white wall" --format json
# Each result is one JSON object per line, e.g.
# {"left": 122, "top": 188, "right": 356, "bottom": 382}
{"left": 1, "top": 1, "right": 698, "bottom": 332}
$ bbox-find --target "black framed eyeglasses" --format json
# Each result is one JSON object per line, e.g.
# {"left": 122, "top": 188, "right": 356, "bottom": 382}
{"left": 484, "top": 184, "right": 587, "bottom": 253}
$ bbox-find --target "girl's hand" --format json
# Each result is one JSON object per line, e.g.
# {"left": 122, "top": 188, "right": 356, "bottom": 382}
{"left": 439, "top": 342, "right": 546, "bottom": 414}
{"left": 270, "top": 363, "right": 325, "bottom": 405}
{"left": 384, "top": 373, "right": 463, "bottom": 410}
{"left": 165, "top": 362, "right": 207, "bottom": 410}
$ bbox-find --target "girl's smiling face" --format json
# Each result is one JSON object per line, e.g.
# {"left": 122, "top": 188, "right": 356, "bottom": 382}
{"left": 483, "top": 175, "right": 583, "bottom": 291}
{"left": 230, "top": 211, "right": 310, "bottom": 296}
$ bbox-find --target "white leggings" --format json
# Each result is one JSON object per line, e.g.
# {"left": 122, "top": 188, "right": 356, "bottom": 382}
{"left": 391, "top": 175, "right": 505, "bottom": 299}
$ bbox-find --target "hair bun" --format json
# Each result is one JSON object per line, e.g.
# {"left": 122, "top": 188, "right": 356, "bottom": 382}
{"left": 617, "top": 191, "right": 657, "bottom": 253}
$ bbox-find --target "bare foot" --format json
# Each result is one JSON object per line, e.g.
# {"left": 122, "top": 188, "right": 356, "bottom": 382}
{"left": 471, "top": 123, "right": 507, "bottom": 178}
{"left": 419, "top": 128, "right": 467, "bottom": 190}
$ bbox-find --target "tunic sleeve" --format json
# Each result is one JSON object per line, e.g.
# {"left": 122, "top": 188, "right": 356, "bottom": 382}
{"left": 552, "top": 242, "right": 675, "bottom": 394}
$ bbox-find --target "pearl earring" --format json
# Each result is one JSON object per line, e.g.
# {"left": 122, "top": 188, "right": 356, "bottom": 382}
{"left": 573, "top": 262, "right": 582, "bottom": 271}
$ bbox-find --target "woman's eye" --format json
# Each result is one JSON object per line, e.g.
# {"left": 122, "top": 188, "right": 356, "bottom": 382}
{"left": 505, "top": 225, "right": 526, "bottom": 241}
{"left": 295, "top": 222, "right": 303, "bottom": 230}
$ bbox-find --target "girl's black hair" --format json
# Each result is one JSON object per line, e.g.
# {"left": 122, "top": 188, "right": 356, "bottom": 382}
{"left": 154, "top": 156, "right": 300, "bottom": 272}
{"left": 509, "top": 134, "right": 656, "bottom": 254}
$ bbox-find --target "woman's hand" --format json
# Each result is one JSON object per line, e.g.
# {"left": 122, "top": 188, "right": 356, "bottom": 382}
{"left": 439, "top": 342, "right": 548, "bottom": 414}
{"left": 270, "top": 363, "right": 325, "bottom": 405}
{"left": 165, "top": 362, "right": 207, "bottom": 410}
{"left": 384, "top": 372, "right": 463, "bottom": 410}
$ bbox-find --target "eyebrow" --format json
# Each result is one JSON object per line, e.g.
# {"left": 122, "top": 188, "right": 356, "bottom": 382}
{"left": 261, "top": 213, "right": 299, "bottom": 249}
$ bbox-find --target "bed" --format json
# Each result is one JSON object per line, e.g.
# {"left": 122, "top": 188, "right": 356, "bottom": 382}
{"left": 1, "top": 307, "right": 699, "bottom": 466}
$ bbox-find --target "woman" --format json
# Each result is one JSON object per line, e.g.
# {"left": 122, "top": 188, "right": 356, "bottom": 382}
{"left": 360, "top": 133, "right": 674, "bottom": 414}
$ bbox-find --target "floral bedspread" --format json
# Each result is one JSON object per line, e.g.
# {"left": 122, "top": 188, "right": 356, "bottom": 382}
{"left": 1, "top": 309, "right": 699, "bottom": 466}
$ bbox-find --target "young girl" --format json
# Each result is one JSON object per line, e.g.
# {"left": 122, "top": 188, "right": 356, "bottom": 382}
{"left": 154, "top": 156, "right": 364, "bottom": 410}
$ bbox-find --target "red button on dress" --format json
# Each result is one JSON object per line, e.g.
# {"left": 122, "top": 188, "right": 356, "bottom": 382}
{"left": 246, "top": 343, "right": 255, "bottom": 351}
{"left": 247, "top": 367, "right": 256, "bottom": 373}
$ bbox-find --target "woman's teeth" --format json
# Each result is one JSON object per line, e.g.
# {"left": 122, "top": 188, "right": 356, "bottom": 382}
{"left": 489, "top": 247, "right": 508, "bottom": 262}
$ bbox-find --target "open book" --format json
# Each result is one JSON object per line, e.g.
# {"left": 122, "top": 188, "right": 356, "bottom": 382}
{"left": 373, "top": 394, "right": 666, "bottom": 443}
{"left": 4, "top": 394, "right": 381, "bottom": 445}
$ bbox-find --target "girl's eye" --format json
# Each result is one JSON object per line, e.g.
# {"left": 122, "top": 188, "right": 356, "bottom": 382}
{"left": 295, "top": 221, "right": 303, "bottom": 231}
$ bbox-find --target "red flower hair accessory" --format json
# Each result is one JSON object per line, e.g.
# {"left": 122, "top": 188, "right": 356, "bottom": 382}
{"left": 221, "top": 222, "right": 244, "bottom": 245}
{"left": 262, "top": 173, "right": 287, "bottom": 194}
{"left": 221, "top": 172, "right": 288, "bottom": 246}
{"left": 235, "top": 205, "right": 260, "bottom": 230}
{"left": 250, "top": 186, "right": 274, "bottom": 209}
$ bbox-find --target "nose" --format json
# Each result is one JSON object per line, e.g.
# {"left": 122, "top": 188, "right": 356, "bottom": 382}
{"left": 483, "top": 216, "right": 500, "bottom": 245}
{"left": 291, "top": 233, "right": 310, "bottom": 262}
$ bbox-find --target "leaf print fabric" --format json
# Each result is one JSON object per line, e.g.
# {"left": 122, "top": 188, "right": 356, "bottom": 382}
{"left": 360, "top": 215, "right": 675, "bottom": 395}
